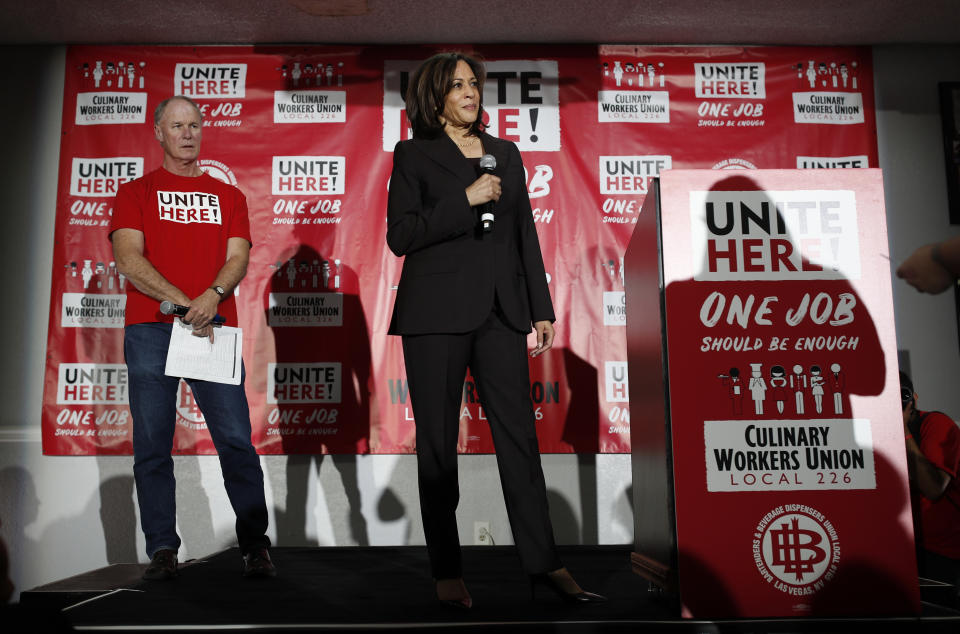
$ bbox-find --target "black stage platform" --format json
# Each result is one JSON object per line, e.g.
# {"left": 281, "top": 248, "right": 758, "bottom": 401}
{"left": 14, "top": 546, "right": 960, "bottom": 632}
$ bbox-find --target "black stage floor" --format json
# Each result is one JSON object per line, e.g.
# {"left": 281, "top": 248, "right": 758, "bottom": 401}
{"left": 13, "top": 545, "right": 960, "bottom": 633}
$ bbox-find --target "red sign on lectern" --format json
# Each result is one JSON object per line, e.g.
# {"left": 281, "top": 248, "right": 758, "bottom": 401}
{"left": 658, "top": 169, "right": 919, "bottom": 617}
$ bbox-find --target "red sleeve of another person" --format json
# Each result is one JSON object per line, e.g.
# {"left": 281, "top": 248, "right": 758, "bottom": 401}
{"left": 919, "top": 411, "right": 960, "bottom": 480}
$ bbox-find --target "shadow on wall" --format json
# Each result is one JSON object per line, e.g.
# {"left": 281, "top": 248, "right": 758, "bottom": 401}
{"left": 171, "top": 456, "right": 225, "bottom": 557}
{"left": 0, "top": 467, "right": 39, "bottom": 598}
{"left": 545, "top": 490, "right": 581, "bottom": 544}
{"left": 95, "top": 456, "right": 137, "bottom": 563}
{"left": 263, "top": 243, "right": 373, "bottom": 547}
{"left": 560, "top": 348, "right": 600, "bottom": 544}
{"left": 264, "top": 455, "right": 416, "bottom": 548}
{"left": 268, "top": 455, "right": 370, "bottom": 546}
{"left": 95, "top": 454, "right": 228, "bottom": 564}
{"left": 378, "top": 455, "right": 419, "bottom": 546}
{"left": 0, "top": 464, "right": 139, "bottom": 597}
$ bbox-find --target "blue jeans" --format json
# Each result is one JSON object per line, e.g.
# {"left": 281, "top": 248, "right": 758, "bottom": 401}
{"left": 124, "top": 322, "right": 270, "bottom": 558}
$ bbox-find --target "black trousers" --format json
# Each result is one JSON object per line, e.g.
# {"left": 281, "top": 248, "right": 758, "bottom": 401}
{"left": 401, "top": 308, "right": 562, "bottom": 579}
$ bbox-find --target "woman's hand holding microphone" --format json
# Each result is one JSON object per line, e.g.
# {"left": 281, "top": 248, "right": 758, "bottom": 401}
{"left": 465, "top": 173, "right": 501, "bottom": 207}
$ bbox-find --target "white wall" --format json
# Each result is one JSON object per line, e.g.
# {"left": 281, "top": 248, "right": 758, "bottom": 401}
{"left": 875, "top": 44, "right": 960, "bottom": 415}
{"left": 4, "top": 43, "right": 959, "bottom": 601}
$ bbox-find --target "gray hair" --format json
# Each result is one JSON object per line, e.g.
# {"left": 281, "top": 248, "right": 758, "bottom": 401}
{"left": 154, "top": 95, "right": 203, "bottom": 126}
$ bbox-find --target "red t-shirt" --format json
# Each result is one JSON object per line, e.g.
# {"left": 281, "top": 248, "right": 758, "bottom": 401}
{"left": 109, "top": 168, "right": 251, "bottom": 326}
{"left": 912, "top": 409, "right": 960, "bottom": 559}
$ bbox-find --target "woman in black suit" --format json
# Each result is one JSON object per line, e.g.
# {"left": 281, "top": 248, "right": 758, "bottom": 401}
{"left": 386, "top": 52, "right": 604, "bottom": 608}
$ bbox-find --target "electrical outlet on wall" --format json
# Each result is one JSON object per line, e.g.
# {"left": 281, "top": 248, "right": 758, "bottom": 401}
{"left": 473, "top": 521, "right": 491, "bottom": 545}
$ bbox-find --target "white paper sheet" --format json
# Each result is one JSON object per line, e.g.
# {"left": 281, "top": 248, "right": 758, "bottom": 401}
{"left": 164, "top": 319, "right": 243, "bottom": 385}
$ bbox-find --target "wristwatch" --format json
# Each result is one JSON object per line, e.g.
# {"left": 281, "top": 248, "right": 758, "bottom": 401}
{"left": 211, "top": 285, "right": 225, "bottom": 297}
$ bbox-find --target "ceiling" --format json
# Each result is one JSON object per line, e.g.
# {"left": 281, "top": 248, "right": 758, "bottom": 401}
{"left": 2, "top": 0, "right": 959, "bottom": 46}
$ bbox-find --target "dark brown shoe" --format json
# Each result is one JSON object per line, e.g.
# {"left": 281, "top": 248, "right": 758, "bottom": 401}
{"left": 143, "top": 549, "right": 177, "bottom": 581}
{"left": 242, "top": 548, "right": 277, "bottom": 578}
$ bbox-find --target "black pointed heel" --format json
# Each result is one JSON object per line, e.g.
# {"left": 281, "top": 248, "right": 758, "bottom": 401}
{"left": 529, "top": 572, "right": 607, "bottom": 604}
{"left": 435, "top": 578, "right": 473, "bottom": 610}
{"left": 439, "top": 597, "right": 472, "bottom": 610}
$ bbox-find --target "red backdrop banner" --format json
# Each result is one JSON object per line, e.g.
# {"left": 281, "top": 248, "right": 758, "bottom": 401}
{"left": 43, "top": 45, "right": 879, "bottom": 455}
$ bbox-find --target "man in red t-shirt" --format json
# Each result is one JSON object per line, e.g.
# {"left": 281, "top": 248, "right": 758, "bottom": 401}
{"left": 110, "top": 96, "right": 274, "bottom": 580}
{"left": 901, "top": 371, "right": 960, "bottom": 600}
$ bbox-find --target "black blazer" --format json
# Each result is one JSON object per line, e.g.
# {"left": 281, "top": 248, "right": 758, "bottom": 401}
{"left": 386, "top": 131, "right": 555, "bottom": 335}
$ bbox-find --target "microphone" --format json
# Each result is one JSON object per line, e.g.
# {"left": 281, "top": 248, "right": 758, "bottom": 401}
{"left": 160, "top": 300, "right": 225, "bottom": 327}
{"left": 479, "top": 153, "right": 496, "bottom": 233}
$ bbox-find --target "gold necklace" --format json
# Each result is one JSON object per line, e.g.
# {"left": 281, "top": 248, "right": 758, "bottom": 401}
{"left": 452, "top": 135, "right": 477, "bottom": 149}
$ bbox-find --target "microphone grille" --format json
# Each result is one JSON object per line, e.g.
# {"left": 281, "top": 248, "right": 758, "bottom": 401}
{"left": 479, "top": 154, "right": 496, "bottom": 170}
{"left": 159, "top": 300, "right": 174, "bottom": 315}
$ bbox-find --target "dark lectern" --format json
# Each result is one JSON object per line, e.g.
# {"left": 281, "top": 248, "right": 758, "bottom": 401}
{"left": 624, "top": 179, "right": 676, "bottom": 591}
{"left": 625, "top": 169, "right": 920, "bottom": 618}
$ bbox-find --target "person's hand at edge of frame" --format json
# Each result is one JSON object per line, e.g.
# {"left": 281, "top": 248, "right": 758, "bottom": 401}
{"left": 896, "top": 242, "right": 957, "bottom": 294}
